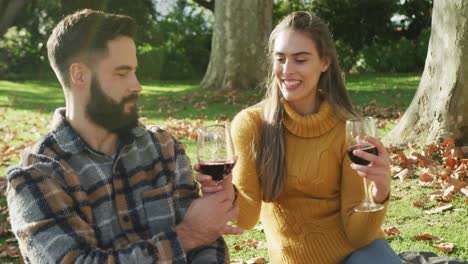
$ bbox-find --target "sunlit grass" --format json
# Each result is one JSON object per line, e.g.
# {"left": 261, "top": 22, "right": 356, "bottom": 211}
{"left": 1, "top": 73, "right": 466, "bottom": 262}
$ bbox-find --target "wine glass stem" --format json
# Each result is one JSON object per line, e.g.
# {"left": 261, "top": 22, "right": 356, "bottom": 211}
{"left": 363, "top": 177, "right": 371, "bottom": 203}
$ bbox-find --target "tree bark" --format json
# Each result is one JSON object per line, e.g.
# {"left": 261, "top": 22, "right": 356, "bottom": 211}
{"left": 0, "top": 0, "right": 29, "bottom": 38}
{"left": 199, "top": 0, "right": 272, "bottom": 90}
{"left": 384, "top": 0, "right": 468, "bottom": 146}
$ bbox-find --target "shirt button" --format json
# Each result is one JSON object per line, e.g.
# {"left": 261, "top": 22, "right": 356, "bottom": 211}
{"left": 123, "top": 215, "right": 130, "bottom": 222}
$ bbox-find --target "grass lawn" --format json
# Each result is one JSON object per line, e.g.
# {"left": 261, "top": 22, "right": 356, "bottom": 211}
{"left": 0, "top": 72, "right": 466, "bottom": 263}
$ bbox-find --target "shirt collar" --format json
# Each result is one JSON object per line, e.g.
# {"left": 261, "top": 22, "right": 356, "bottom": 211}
{"left": 50, "top": 107, "right": 146, "bottom": 154}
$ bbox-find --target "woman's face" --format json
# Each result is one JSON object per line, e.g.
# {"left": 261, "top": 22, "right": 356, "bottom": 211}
{"left": 273, "top": 29, "right": 330, "bottom": 114}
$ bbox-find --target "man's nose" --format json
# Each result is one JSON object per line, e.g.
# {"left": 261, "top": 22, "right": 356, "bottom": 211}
{"left": 131, "top": 76, "right": 142, "bottom": 93}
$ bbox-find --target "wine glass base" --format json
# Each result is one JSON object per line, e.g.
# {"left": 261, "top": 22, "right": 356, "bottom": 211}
{"left": 354, "top": 202, "right": 384, "bottom": 212}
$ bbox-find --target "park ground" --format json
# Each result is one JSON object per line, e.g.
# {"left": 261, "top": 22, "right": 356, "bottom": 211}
{"left": 0, "top": 72, "right": 466, "bottom": 263}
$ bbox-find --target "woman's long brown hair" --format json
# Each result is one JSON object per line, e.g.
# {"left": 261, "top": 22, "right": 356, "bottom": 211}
{"left": 256, "top": 11, "right": 357, "bottom": 202}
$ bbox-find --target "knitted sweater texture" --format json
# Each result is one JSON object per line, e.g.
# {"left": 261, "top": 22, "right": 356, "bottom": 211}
{"left": 231, "top": 100, "right": 388, "bottom": 264}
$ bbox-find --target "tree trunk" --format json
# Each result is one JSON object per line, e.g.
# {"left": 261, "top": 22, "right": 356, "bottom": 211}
{"left": 0, "top": 0, "right": 29, "bottom": 38}
{"left": 384, "top": 0, "right": 468, "bottom": 146}
{"left": 199, "top": 0, "right": 272, "bottom": 90}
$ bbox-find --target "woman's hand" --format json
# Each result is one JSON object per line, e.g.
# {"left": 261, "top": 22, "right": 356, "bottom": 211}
{"left": 194, "top": 164, "right": 231, "bottom": 194}
{"left": 194, "top": 157, "right": 237, "bottom": 202}
{"left": 350, "top": 136, "right": 391, "bottom": 204}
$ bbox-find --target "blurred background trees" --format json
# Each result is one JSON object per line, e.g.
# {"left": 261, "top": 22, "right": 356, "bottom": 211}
{"left": 0, "top": 0, "right": 433, "bottom": 81}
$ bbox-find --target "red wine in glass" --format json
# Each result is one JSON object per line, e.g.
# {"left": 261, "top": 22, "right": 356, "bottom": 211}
{"left": 347, "top": 144, "right": 379, "bottom": 165}
{"left": 346, "top": 117, "right": 384, "bottom": 212}
{"left": 199, "top": 161, "right": 236, "bottom": 181}
{"left": 197, "top": 124, "right": 235, "bottom": 183}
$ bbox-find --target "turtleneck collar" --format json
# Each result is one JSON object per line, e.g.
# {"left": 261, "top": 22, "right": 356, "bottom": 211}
{"left": 283, "top": 99, "right": 340, "bottom": 137}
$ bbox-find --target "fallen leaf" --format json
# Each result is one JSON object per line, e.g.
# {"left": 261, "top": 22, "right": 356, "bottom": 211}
{"left": 233, "top": 239, "right": 266, "bottom": 250}
{"left": 460, "top": 188, "right": 468, "bottom": 197}
{"left": 392, "top": 168, "right": 408, "bottom": 181}
{"left": 419, "top": 172, "right": 433, "bottom": 182}
{"left": 247, "top": 257, "right": 267, "bottom": 264}
{"left": 0, "top": 245, "right": 20, "bottom": 258}
{"left": 413, "top": 200, "right": 425, "bottom": 208}
{"left": 425, "top": 190, "right": 444, "bottom": 201}
{"left": 5, "top": 238, "right": 16, "bottom": 243}
{"left": 413, "top": 233, "right": 440, "bottom": 241}
{"left": 424, "top": 204, "right": 453, "bottom": 215}
{"left": 384, "top": 227, "right": 400, "bottom": 236}
{"left": 432, "top": 242, "right": 456, "bottom": 253}
{"left": 445, "top": 156, "right": 456, "bottom": 169}
{"left": 0, "top": 222, "right": 10, "bottom": 236}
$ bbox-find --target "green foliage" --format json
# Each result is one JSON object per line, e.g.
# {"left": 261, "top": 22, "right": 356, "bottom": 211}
{"left": 272, "top": 0, "right": 432, "bottom": 73}
{"left": 0, "top": 27, "right": 52, "bottom": 79}
{"left": 137, "top": 44, "right": 164, "bottom": 80}
{"left": 273, "top": 0, "right": 312, "bottom": 25}
{"left": 335, "top": 40, "right": 359, "bottom": 73}
{"left": 395, "top": 0, "right": 433, "bottom": 39}
{"left": 0, "top": 0, "right": 435, "bottom": 80}
{"left": 140, "top": 5, "right": 212, "bottom": 80}
{"left": 359, "top": 29, "right": 430, "bottom": 72}
{"left": 0, "top": 0, "right": 212, "bottom": 81}
{"left": 312, "top": 0, "right": 398, "bottom": 51}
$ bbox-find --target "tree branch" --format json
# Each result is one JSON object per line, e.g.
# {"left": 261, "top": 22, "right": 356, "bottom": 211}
{"left": 192, "top": 0, "right": 214, "bottom": 13}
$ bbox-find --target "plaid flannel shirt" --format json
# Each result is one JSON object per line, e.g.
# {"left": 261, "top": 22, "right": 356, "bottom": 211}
{"left": 7, "top": 108, "right": 229, "bottom": 264}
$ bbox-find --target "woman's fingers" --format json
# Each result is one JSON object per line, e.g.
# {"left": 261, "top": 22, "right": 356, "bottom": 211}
{"left": 202, "top": 184, "right": 224, "bottom": 193}
{"left": 352, "top": 139, "right": 390, "bottom": 168}
{"left": 365, "top": 136, "right": 390, "bottom": 160}
{"left": 195, "top": 170, "right": 225, "bottom": 194}
{"left": 222, "top": 224, "right": 244, "bottom": 235}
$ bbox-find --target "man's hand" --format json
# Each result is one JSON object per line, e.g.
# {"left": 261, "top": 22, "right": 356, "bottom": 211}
{"left": 175, "top": 190, "right": 243, "bottom": 253}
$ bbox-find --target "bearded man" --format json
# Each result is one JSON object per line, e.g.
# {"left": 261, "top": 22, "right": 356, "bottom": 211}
{"left": 6, "top": 9, "right": 241, "bottom": 264}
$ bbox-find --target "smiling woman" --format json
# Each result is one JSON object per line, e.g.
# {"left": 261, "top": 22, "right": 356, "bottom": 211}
{"left": 197, "top": 11, "right": 402, "bottom": 264}
{"left": 273, "top": 30, "right": 330, "bottom": 115}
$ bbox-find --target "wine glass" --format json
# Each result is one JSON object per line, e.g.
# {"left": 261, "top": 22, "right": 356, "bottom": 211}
{"left": 197, "top": 124, "right": 235, "bottom": 183}
{"left": 346, "top": 117, "right": 384, "bottom": 212}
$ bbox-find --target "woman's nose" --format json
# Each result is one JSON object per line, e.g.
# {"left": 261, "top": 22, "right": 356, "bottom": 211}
{"left": 282, "top": 59, "right": 294, "bottom": 75}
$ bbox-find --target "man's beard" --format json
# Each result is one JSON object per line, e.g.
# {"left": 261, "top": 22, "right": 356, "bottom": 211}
{"left": 86, "top": 76, "right": 139, "bottom": 136}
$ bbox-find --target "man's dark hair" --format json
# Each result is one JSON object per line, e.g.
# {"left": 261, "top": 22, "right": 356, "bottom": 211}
{"left": 47, "top": 9, "right": 137, "bottom": 88}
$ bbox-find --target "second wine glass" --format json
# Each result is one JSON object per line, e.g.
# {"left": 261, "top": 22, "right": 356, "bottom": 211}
{"left": 197, "top": 124, "right": 235, "bottom": 183}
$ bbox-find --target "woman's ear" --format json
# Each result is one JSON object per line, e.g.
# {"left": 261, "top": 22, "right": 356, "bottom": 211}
{"left": 321, "top": 57, "right": 331, "bottom": 73}
{"left": 69, "top": 63, "right": 91, "bottom": 90}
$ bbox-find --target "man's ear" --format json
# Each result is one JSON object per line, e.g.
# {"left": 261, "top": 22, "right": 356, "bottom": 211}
{"left": 69, "top": 63, "right": 91, "bottom": 90}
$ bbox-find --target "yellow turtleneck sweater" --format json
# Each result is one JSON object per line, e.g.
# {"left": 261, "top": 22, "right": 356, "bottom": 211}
{"left": 231, "top": 100, "right": 389, "bottom": 264}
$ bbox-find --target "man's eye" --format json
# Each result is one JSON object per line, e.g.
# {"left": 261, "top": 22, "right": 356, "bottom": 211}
{"left": 296, "top": 58, "right": 306, "bottom": 63}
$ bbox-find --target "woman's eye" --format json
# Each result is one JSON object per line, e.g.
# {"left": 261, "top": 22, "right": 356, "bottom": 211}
{"left": 275, "top": 57, "right": 285, "bottom": 63}
{"left": 296, "top": 58, "right": 306, "bottom": 63}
